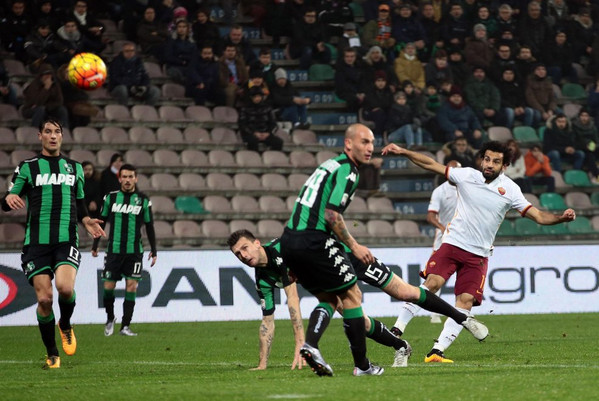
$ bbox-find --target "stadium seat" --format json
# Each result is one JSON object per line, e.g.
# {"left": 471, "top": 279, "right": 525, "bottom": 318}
{"left": 0, "top": 127, "right": 16, "bottom": 144}
{"left": 567, "top": 216, "right": 594, "bottom": 234}
{"left": 274, "top": 128, "right": 291, "bottom": 143}
{"left": 201, "top": 220, "right": 229, "bottom": 237}
{"left": 539, "top": 192, "right": 567, "bottom": 210}
{"left": 367, "top": 197, "right": 395, "bottom": 213}
{"left": 156, "top": 127, "right": 184, "bottom": 143}
{"left": 159, "top": 105, "right": 190, "bottom": 122}
{"left": 564, "top": 192, "right": 592, "bottom": 208}
{"left": 289, "top": 150, "right": 317, "bottom": 167}
{"left": 153, "top": 149, "right": 181, "bottom": 166}
{"left": 552, "top": 171, "right": 572, "bottom": 190}
{"left": 150, "top": 173, "right": 179, "bottom": 190}
{"left": 101, "top": 127, "right": 129, "bottom": 143}
{"left": 96, "top": 149, "right": 120, "bottom": 167}
{"left": 259, "top": 195, "right": 288, "bottom": 212}
{"left": 15, "top": 126, "right": 39, "bottom": 144}
{"left": 514, "top": 218, "right": 541, "bottom": 235}
{"left": 183, "top": 126, "right": 212, "bottom": 143}
{"left": 286, "top": 195, "right": 298, "bottom": 211}
{"left": 315, "top": 150, "right": 338, "bottom": 165}
{"left": 69, "top": 149, "right": 96, "bottom": 164}
{"left": 161, "top": 83, "right": 186, "bottom": 100}
{"left": 178, "top": 173, "right": 206, "bottom": 190}
{"left": 143, "top": 61, "right": 165, "bottom": 79}
{"left": 496, "top": 220, "right": 517, "bottom": 236}
{"left": 125, "top": 150, "right": 153, "bottom": 166}
{"left": 257, "top": 219, "right": 285, "bottom": 238}
{"left": 206, "top": 173, "right": 234, "bottom": 189}
{"left": 523, "top": 193, "right": 541, "bottom": 208}
{"left": 4, "top": 59, "right": 29, "bottom": 77}
{"left": 234, "top": 173, "right": 261, "bottom": 190}
{"left": 348, "top": 1, "right": 364, "bottom": 17}
{"left": 541, "top": 223, "right": 568, "bottom": 235}
{"left": 231, "top": 195, "right": 260, "bottom": 212}
{"left": 487, "top": 126, "right": 513, "bottom": 142}
{"left": 591, "top": 215, "right": 599, "bottom": 231}
{"left": 202, "top": 195, "right": 233, "bottom": 213}
{"left": 591, "top": 192, "right": 599, "bottom": 206}
{"left": 212, "top": 106, "right": 238, "bottom": 123}
{"left": 0, "top": 223, "right": 26, "bottom": 243}
{"left": 174, "top": 196, "right": 206, "bottom": 214}
{"left": 0, "top": 104, "right": 20, "bottom": 122}
{"left": 10, "top": 150, "right": 36, "bottom": 165}
{"left": 185, "top": 105, "right": 213, "bottom": 122}
{"left": 564, "top": 169, "right": 592, "bottom": 187}
{"left": 181, "top": 149, "right": 209, "bottom": 167}
{"left": 136, "top": 173, "right": 151, "bottom": 191}
{"left": 288, "top": 174, "right": 309, "bottom": 190}
{"left": 262, "top": 150, "right": 290, "bottom": 167}
{"left": 261, "top": 173, "right": 288, "bottom": 190}
{"left": 73, "top": 127, "right": 100, "bottom": 143}
{"left": 0, "top": 150, "right": 11, "bottom": 168}
{"left": 149, "top": 196, "right": 177, "bottom": 214}
{"left": 129, "top": 126, "right": 157, "bottom": 144}
{"left": 367, "top": 220, "right": 394, "bottom": 236}
{"left": 211, "top": 127, "right": 240, "bottom": 144}
{"left": 351, "top": 220, "right": 368, "bottom": 236}
{"left": 153, "top": 221, "right": 174, "bottom": 239}
{"left": 345, "top": 196, "right": 368, "bottom": 213}
{"left": 208, "top": 150, "right": 236, "bottom": 167}
{"left": 131, "top": 105, "right": 159, "bottom": 122}
{"left": 0, "top": 176, "right": 6, "bottom": 191}
{"left": 512, "top": 126, "right": 540, "bottom": 143}
{"left": 563, "top": 103, "right": 582, "bottom": 119}
{"left": 552, "top": 83, "right": 562, "bottom": 100}
{"left": 538, "top": 126, "right": 546, "bottom": 140}
{"left": 104, "top": 104, "right": 133, "bottom": 122}
{"left": 308, "top": 64, "right": 335, "bottom": 81}
{"left": 229, "top": 220, "right": 257, "bottom": 234}
{"left": 235, "top": 150, "right": 263, "bottom": 167}
{"left": 561, "top": 83, "right": 586, "bottom": 101}
{"left": 173, "top": 220, "right": 203, "bottom": 238}
{"left": 393, "top": 220, "right": 423, "bottom": 237}
{"left": 292, "top": 129, "right": 319, "bottom": 145}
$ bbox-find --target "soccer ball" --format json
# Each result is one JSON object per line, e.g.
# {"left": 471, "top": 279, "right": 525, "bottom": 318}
{"left": 67, "top": 53, "right": 107, "bottom": 90}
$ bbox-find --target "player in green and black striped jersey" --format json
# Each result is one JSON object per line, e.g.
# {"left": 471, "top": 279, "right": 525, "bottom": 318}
{"left": 1, "top": 119, "right": 105, "bottom": 369}
{"left": 227, "top": 229, "right": 306, "bottom": 371}
{"left": 91, "top": 164, "right": 157, "bottom": 337}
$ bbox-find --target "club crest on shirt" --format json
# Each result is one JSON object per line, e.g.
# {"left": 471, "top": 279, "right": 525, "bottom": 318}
{"left": 428, "top": 261, "right": 436, "bottom": 268}
{"left": 498, "top": 187, "right": 506, "bottom": 195}
{"left": 64, "top": 163, "right": 74, "bottom": 174}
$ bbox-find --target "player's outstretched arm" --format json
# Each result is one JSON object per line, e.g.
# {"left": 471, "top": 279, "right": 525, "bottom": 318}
{"left": 284, "top": 283, "right": 306, "bottom": 370}
{"left": 251, "top": 315, "right": 275, "bottom": 370}
{"left": 83, "top": 216, "right": 106, "bottom": 238}
{"left": 325, "top": 208, "right": 374, "bottom": 265}
{"left": 382, "top": 144, "right": 446, "bottom": 175}
{"left": 525, "top": 207, "right": 576, "bottom": 225}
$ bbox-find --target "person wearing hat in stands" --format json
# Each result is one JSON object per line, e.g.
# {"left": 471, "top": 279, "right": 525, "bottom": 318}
{"left": 525, "top": 63, "right": 558, "bottom": 123}
{"left": 361, "top": 4, "right": 396, "bottom": 59}
{"left": 363, "top": 70, "right": 394, "bottom": 138}
{"left": 22, "top": 64, "right": 69, "bottom": 130}
{"left": 361, "top": 45, "right": 399, "bottom": 93}
{"left": 464, "top": 23, "right": 494, "bottom": 70}
{"left": 463, "top": 66, "right": 501, "bottom": 127}
{"left": 238, "top": 66, "right": 270, "bottom": 107}
{"left": 271, "top": 68, "right": 311, "bottom": 130}
{"left": 338, "top": 22, "right": 366, "bottom": 56}
{"left": 394, "top": 42, "right": 425, "bottom": 91}
{"left": 239, "top": 86, "right": 283, "bottom": 152}
{"left": 436, "top": 85, "right": 483, "bottom": 147}
{"left": 497, "top": 66, "right": 537, "bottom": 128}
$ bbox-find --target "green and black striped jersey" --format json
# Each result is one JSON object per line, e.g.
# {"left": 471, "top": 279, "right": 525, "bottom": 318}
{"left": 8, "top": 153, "right": 84, "bottom": 246}
{"left": 286, "top": 152, "right": 359, "bottom": 233}
{"left": 99, "top": 190, "right": 154, "bottom": 254}
{"left": 255, "top": 238, "right": 292, "bottom": 289}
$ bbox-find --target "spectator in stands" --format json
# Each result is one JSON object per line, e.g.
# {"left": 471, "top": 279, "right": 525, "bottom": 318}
{"left": 588, "top": 79, "right": 599, "bottom": 127}
{"left": 542, "top": 30, "right": 578, "bottom": 84}
{"left": 418, "top": 2, "right": 442, "bottom": 62}
{"left": 337, "top": 22, "right": 365, "bottom": 57}
{"left": 317, "top": 0, "right": 354, "bottom": 36}
{"left": 425, "top": 50, "right": 453, "bottom": 89}
{"left": 219, "top": 24, "right": 258, "bottom": 67}
{"left": 394, "top": 42, "right": 425, "bottom": 92}
{"left": 518, "top": 1, "right": 550, "bottom": 58}
{"left": 495, "top": 4, "right": 517, "bottom": 39}
{"left": 392, "top": 4, "right": 426, "bottom": 52}
{"left": 363, "top": 70, "right": 394, "bottom": 138}
{"left": 442, "top": 137, "right": 478, "bottom": 168}
{"left": 218, "top": 44, "right": 249, "bottom": 108}
{"left": 525, "top": 63, "right": 558, "bottom": 123}
{"left": 402, "top": 80, "right": 428, "bottom": 122}
{"left": 57, "top": 17, "right": 105, "bottom": 55}
{"left": 505, "top": 139, "right": 533, "bottom": 193}
{"left": 21, "top": 64, "right": 69, "bottom": 130}
{"left": 543, "top": 113, "right": 585, "bottom": 173}
{"left": 572, "top": 109, "right": 599, "bottom": 181}
{"left": 167, "top": 6, "right": 188, "bottom": 34}
{"left": 447, "top": 48, "right": 471, "bottom": 88}
{"left": 289, "top": 8, "right": 331, "bottom": 70}
{"left": 464, "top": 67, "right": 501, "bottom": 127}
{"left": 100, "top": 153, "right": 123, "bottom": 196}
{"left": 497, "top": 66, "right": 537, "bottom": 128}
{"left": 256, "top": 47, "right": 279, "bottom": 88}
{"left": 238, "top": 67, "right": 271, "bottom": 107}
{"left": 489, "top": 43, "right": 516, "bottom": 84}
{"left": 0, "top": 61, "right": 18, "bottom": 107}
{"left": 524, "top": 143, "right": 556, "bottom": 192}
{"left": 334, "top": 48, "right": 365, "bottom": 112}
{"left": 436, "top": 85, "right": 483, "bottom": 147}
{"left": 271, "top": 68, "right": 310, "bottom": 129}
{"left": 442, "top": 2, "right": 469, "bottom": 49}
{"left": 34, "top": 0, "right": 61, "bottom": 32}
{"left": 69, "top": 0, "right": 107, "bottom": 49}
{"left": 362, "top": 46, "right": 398, "bottom": 93}
{"left": 163, "top": 19, "right": 197, "bottom": 84}
{"left": 56, "top": 64, "right": 99, "bottom": 128}
{"left": 362, "top": 0, "right": 393, "bottom": 23}
{"left": 24, "top": 19, "right": 71, "bottom": 72}
{"left": 80, "top": 161, "right": 102, "bottom": 219}
{"left": 186, "top": 44, "right": 223, "bottom": 106}
{"left": 239, "top": 87, "right": 283, "bottom": 152}
{"left": 192, "top": 7, "right": 220, "bottom": 50}
{"left": 515, "top": 45, "right": 537, "bottom": 85}
{"left": 464, "top": 24, "right": 494, "bottom": 70}
{"left": 386, "top": 91, "right": 423, "bottom": 148}
{"left": 136, "top": 6, "right": 169, "bottom": 59}
{"left": 155, "top": 0, "right": 176, "bottom": 25}
{"left": 0, "top": 0, "right": 33, "bottom": 62}
{"left": 361, "top": 3, "right": 396, "bottom": 61}
{"left": 568, "top": 8, "right": 593, "bottom": 64}
{"left": 108, "top": 42, "right": 161, "bottom": 106}
{"left": 473, "top": 5, "right": 497, "bottom": 39}
{"left": 545, "top": 0, "right": 569, "bottom": 29}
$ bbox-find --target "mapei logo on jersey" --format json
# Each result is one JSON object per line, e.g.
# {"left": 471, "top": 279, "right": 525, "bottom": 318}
{"left": 0, "top": 265, "right": 36, "bottom": 317}
{"left": 111, "top": 203, "right": 142, "bottom": 215}
{"left": 498, "top": 187, "right": 506, "bottom": 195}
{"left": 35, "top": 173, "right": 76, "bottom": 187}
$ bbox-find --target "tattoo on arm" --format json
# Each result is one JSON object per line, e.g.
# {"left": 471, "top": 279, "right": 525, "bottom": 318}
{"left": 325, "top": 209, "right": 356, "bottom": 248}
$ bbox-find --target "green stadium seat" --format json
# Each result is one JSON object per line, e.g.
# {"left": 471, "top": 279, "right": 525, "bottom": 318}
{"left": 561, "top": 83, "right": 586, "bottom": 101}
{"left": 324, "top": 43, "right": 338, "bottom": 62}
{"left": 514, "top": 218, "right": 541, "bottom": 235}
{"left": 174, "top": 196, "right": 206, "bottom": 214}
{"left": 537, "top": 126, "right": 545, "bottom": 141}
{"left": 539, "top": 192, "right": 567, "bottom": 210}
{"left": 541, "top": 223, "right": 568, "bottom": 235}
{"left": 308, "top": 64, "right": 335, "bottom": 81}
{"left": 349, "top": 1, "right": 364, "bottom": 18}
{"left": 564, "top": 169, "right": 592, "bottom": 187}
{"left": 590, "top": 192, "right": 599, "bottom": 206}
{"left": 497, "top": 220, "right": 517, "bottom": 236}
{"left": 567, "top": 216, "right": 594, "bottom": 233}
{"left": 513, "top": 126, "right": 541, "bottom": 143}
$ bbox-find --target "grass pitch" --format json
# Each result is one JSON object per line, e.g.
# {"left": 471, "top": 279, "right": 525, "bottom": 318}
{"left": 0, "top": 313, "right": 597, "bottom": 401}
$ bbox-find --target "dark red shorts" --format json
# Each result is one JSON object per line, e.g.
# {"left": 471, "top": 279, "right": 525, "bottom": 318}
{"left": 420, "top": 243, "right": 488, "bottom": 305}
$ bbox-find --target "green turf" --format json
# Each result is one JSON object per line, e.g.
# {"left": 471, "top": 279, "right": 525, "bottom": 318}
{"left": 0, "top": 313, "right": 597, "bottom": 401}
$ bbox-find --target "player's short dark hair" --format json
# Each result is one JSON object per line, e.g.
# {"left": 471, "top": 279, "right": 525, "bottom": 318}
{"left": 226, "top": 229, "right": 256, "bottom": 249}
{"left": 39, "top": 118, "right": 62, "bottom": 133}
{"left": 477, "top": 141, "right": 512, "bottom": 166}
{"left": 119, "top": 163, "right": 137, "bottom": 175}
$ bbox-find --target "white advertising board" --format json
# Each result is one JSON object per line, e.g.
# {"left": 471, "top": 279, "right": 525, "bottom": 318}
{"left": 0, "top": 245, "right": 598, "bottom": 326}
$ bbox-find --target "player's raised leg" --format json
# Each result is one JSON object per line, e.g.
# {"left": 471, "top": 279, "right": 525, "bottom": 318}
{"left": 55, "top": 264, "right": 77, "bottom": 356}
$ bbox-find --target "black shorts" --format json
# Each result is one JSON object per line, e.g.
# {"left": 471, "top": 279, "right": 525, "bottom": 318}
{"left": 21, "top": 243, "right": 81, "bottom": 284}
{"left": 280, "top": 229, "right": 357, "bottom": 294}
{"left": 102, "top": 253, "right": 144, "bottom": 281}
{"left": 350, "top": 254, "right": 393, "bottom": 289}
